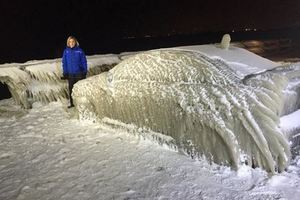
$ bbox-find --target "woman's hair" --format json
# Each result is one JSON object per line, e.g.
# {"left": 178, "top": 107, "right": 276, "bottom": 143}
{"left": 66, "top": 36, "right": 79, "bottom": 47}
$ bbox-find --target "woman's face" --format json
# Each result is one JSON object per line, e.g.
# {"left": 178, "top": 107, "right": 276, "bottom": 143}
{"left": 69, "top": 39, "right": 76, "bottom": 48}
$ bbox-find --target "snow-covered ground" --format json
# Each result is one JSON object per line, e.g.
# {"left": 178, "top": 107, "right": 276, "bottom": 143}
{"left": 1, "top": 43, "right": 300, "bottom": 199}
{"left": 0, "top": 99, "right": 300, "bottom": 200}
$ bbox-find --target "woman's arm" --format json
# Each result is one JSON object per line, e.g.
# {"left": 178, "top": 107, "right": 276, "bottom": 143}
{"left": 80, "top": 50, "right": 88, "bottom": 75}
{"left": 62, "top": 50, "right": 68, "bottom": 77}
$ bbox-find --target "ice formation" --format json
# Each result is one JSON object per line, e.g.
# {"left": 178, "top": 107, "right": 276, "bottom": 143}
{"left": 277, "top": 63, "right": 300, "bottom": 155}
{"left": 220, "top": 34, "right": 231, "bottom": 50}
{"left": 73, "top": 49, "right": 292, "bottom": 173}
{"left": 0, "top": 54, "right": 121, "bottom": 108}
{"left": 1, "top": 45, "right": 299, "bottom": 173}
{"left": 0, "top": 67, "right": 31, "bottom": 108}
{"left": 277, "top": 64, "right": 300, "bottom": 116}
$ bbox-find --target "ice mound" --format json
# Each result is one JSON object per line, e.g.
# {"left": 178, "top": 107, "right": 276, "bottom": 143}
{"left": 0, "top": 54, "right": 121, "bottom": 108}
{"left": 73, "top": 49, "right": 290, "bottom": 173}
{"left": 0, "top": 67, "right": 31, "bottom": 108}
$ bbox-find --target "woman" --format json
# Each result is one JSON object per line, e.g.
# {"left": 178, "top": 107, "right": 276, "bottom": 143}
{"left": 62, "top": 36, "right": 88, "bottom": 108}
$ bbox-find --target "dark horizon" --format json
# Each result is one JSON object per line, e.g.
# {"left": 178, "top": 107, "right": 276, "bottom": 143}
{"left": 1, "top": 0, "right": 300, "bottom": 63}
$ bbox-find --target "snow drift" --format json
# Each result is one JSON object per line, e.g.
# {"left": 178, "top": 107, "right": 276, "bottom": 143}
{"left": 73, "top": 49, "right": 291, "bottom": 173}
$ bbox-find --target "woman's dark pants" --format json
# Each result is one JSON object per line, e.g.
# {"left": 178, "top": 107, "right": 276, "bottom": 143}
{"left": 68, "top": 77, "right": 84, "bottom": 106}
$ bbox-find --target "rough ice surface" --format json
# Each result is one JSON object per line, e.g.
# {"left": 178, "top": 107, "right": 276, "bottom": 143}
{"left": 278, "top": 63, "right": 300, "bottom": 116}
{"left": 278, "top": 62, "right": 300, "bottom": 155}
{"left": 73, "top": 49, "right": 292, "bottom": 173}
{"left": 0, "top": 54, "right": 122, "bottom": 108}
{"left": 1, "top": 44, "right": 299, "bottom": 174}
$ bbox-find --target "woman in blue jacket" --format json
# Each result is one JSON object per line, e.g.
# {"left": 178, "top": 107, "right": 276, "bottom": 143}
{"left": 62, "top": 36, "right": 88, "bottom": 108}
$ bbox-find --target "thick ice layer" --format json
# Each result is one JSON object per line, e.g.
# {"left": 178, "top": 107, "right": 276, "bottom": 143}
{"left": 73, "top": 49, "right": 290, "bottom": 173}
{"left": 0, "top": 54, "right": 121, "bottom": 108}
{"left": 172, "top": 44, "right": 279, "bottom": 78}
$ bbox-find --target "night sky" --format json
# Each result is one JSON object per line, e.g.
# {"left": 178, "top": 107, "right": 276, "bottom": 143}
{"left": 1, "top": 0, "right": 300, "bottom": 63}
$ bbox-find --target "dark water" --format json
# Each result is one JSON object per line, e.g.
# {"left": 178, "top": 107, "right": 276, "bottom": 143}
{"left": 1, "top": 27, "right": 300, "bottom": 64}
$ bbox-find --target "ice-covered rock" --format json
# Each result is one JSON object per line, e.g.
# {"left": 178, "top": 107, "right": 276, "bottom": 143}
{"left": 73, "top": 49, "right": 291, "bottom": 173}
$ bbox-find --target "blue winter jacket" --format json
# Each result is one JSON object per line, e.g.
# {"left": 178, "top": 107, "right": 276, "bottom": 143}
{"left": 62, "top": 46, "right": 88, "bottom": 77}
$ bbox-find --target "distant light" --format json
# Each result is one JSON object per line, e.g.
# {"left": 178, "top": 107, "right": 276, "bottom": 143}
{"left": 242, "top": 28, "right": 257, "bottom": 32}
{"left": 124, "top": 36, "right": 136, "bottom": 39}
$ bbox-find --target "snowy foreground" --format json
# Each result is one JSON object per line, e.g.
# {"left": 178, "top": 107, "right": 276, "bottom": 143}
{"left": 1, "top": 44, "right": 300, "bottom": 199}
{"left": 0, "top": 99, "right": 300, "bottom": 200}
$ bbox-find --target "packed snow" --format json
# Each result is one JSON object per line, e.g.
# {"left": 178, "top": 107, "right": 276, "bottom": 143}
{"left": 1, "top": 43, "right": 300, "bottom": 199}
